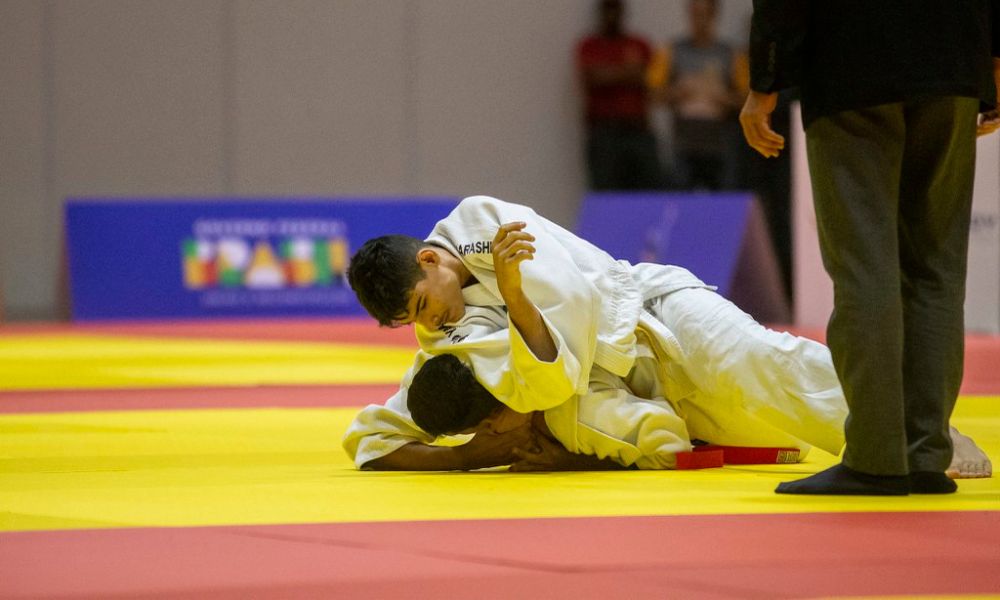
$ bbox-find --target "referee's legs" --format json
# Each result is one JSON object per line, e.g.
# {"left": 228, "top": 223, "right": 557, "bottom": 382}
{"left": 898, "top": 96, "right": 978, "bottom": 475}
{"left": 775, "top": 104, "right": 911, "bottom": 494}
{"left": 810, "top": 104, "right": 909, "bottom": 476}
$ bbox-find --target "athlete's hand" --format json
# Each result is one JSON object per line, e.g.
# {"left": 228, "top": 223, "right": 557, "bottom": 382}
{"left": 491, "top": 221, "right": 558, "bottom": 362}
{"left": 492, "top": 221, "right": 536, "bottom": 301}
{"left": 509, "top": 434, "right": 580, "bottom": 472}
{"left": 739, "top": 90, "right": 785, "bottom": 158}
{"left": 454, "top": 419, "right": 539, "bottom": 470}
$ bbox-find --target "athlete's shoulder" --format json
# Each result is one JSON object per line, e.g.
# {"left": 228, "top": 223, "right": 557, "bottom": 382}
{"left": 458, "top": 195, "right": 505, "bottom": 209}
{"left": 454, "top": 195, "right": 513, "bottom": 220}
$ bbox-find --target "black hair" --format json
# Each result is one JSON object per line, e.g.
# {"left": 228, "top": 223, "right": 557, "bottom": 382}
{"left": 347, "top": 235, "right": 428, "bottom": 327}
{"left": 407, "top": 354, "right": 503, "bottom": 437}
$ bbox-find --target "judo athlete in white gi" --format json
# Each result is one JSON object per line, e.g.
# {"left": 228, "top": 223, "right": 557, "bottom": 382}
{"left": 397, "top": 348, "right": 838, "bottom": 472}
{"left": 342, "top": 196, "right": 991, "bottom": 478}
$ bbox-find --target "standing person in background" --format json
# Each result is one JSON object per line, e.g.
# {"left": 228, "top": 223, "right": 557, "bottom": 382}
{"left": 650, "top": 0, "right": 748, "bottom": 190}
{"left": 576, "top": 0, "right": 662, "bottom": 190}
{"left": 741, "top": 0, "right": 1000, "bottom": 495}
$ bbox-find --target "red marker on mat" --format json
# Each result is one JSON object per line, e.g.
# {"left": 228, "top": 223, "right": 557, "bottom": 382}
{"left": 675, "top": 446, "right": 801, "bottom": 469}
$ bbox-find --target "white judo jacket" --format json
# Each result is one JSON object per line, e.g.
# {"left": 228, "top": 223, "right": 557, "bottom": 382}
{"left": 343, "top": 195, "right": 713, "bottom": 469}
{"left": 423, "top": 195, "right": 706, "bottom": 411}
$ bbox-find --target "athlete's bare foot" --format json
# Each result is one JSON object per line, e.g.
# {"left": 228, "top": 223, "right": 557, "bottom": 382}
{"left": 947, "top": 426, "right": 992, "bottom": 479}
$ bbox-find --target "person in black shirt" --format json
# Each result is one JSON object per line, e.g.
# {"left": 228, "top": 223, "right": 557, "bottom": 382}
{"left": 739, "top": 1, "right": 999, "bottom": 495}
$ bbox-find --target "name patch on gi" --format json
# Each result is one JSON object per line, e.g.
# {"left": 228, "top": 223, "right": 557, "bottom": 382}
{"left": 456, "top": 240, "right": 492, "bottom": 256}
{"left": 439, "top": 324, "right": 468, "bottom": 344}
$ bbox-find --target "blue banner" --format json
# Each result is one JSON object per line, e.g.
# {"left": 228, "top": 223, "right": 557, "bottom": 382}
{"left": 575, "top": 192, "right": 753, "bottom": 296}
{"left": 65, "top": 198, "right": 458, "bottom": 321}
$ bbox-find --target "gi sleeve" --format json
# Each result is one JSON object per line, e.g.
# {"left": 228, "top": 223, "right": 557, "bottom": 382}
{"left": 572, "top": 367, "right": 693, "bottom": 470}
{"left": 418, "top": 308, "right": 581, "bottom": 416}
{"left": 499, "top": 309, "right": 581, "bottom": 412}
{"left": 431, "top": 196, "right": 598, "bottom": 412}
{"left": 749, "top": 0, "right": 808, "bottom": 93}
{"left": 341, "top": 356, "right": 435, "bottom": 469}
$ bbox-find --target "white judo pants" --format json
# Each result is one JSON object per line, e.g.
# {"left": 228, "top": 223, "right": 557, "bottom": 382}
{"left": 635, "top": 287, "right": 848, "bottom": 457}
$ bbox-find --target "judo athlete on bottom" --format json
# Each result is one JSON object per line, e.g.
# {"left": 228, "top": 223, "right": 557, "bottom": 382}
{"left": 342, "top": 196, "right": 991, "bottom": 489}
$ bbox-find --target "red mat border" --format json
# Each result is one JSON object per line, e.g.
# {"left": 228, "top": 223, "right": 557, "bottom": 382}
{"left": 3, "top": 511, "right": 998, "bottom": 599}
{"left": 0, "top": 384, "right": 399, "bottom": 414}
{"left": 0, "top": 317, "right": 417, "bottom": 346}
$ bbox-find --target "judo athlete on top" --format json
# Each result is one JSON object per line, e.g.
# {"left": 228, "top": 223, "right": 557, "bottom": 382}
{"left": 342, "top": 196, "right": 990, "bottom": 479}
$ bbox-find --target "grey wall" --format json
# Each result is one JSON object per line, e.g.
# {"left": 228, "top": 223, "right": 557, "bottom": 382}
{"left": 0, "top": 0, "right": 752, "bottom": 320}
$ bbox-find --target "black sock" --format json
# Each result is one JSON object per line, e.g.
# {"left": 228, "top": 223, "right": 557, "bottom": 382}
{"left": 908, "top": 471, "right": 957, "bottom": 494}
{"left": 775, "top": 464, "right": 908, "bottom": 496}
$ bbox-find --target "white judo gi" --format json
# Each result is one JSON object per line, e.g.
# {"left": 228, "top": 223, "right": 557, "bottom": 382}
{"left": 343, "top": 196, "right": 848, "bottom": 469}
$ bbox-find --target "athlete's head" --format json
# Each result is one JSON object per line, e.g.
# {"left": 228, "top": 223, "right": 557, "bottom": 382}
{"left": 348, "top": 235, "right": 466, "bottom": 329}
{"left": 407, "top": 354, "right": 529, "bottom": 437}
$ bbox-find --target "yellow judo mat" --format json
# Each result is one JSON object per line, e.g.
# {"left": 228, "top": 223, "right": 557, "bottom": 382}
{"left": 1, "top": 333, "right": 998, "bottom": 534}
{"left": 0, "top": 335, "right": 415, "bottom": 389}
{"left": 1, "top": 397, "right": 997, "bottom": 531}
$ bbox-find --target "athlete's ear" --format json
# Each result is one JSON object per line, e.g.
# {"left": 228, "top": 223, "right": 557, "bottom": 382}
{"left": 416, "top": 247, "right": 439, "bottom": 267}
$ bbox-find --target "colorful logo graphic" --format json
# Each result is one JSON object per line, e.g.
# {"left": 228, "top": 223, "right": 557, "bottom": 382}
{"left": 181, "top": 219, "right": 349, "bottom": 290}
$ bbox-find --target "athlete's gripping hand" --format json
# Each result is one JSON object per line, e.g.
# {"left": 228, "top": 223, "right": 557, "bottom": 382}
{"left": 492, "top": 221, "right": 536, "bottom": 302}
{"left": 455, "top": 420, "right": 539, "bottom": 470}
{"left": 509, "top": 434, "right": 579, "bottom": 472}
{"left": 491, "top": 221, "right": 557, "bottom": 362}
{"left": 509, "top": 433, "right": 626, "bottom": 472}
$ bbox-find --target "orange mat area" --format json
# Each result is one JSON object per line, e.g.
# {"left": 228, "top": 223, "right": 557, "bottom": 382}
{"left": 0, "top": 317, "right": 417, "bottom": 346}
{"left": 3, "top": 512, "right": 999, "bottom": 599}
{"left": 0, "top": 384, "right": 398, "bottom": 413}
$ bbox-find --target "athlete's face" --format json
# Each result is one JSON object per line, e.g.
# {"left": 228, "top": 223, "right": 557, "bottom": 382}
{"left": 396, "top": 249, "right": 466, "bottom": 330}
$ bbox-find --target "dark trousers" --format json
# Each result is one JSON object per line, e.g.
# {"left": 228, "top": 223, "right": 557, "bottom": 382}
{"left": 586, "top": 123, "right": 662, "bottom": 190}
{"left": 805, "top": 96, "right": 978, "bottom": 475}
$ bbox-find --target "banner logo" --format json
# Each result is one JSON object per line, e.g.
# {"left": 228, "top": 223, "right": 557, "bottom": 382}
{"left": 181, "top": 218, "right": 349, "bottom": 290}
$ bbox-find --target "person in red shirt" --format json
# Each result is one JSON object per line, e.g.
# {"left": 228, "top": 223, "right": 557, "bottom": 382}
{"left": 576, "top": 0, "right": 662, "bottom": 190}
